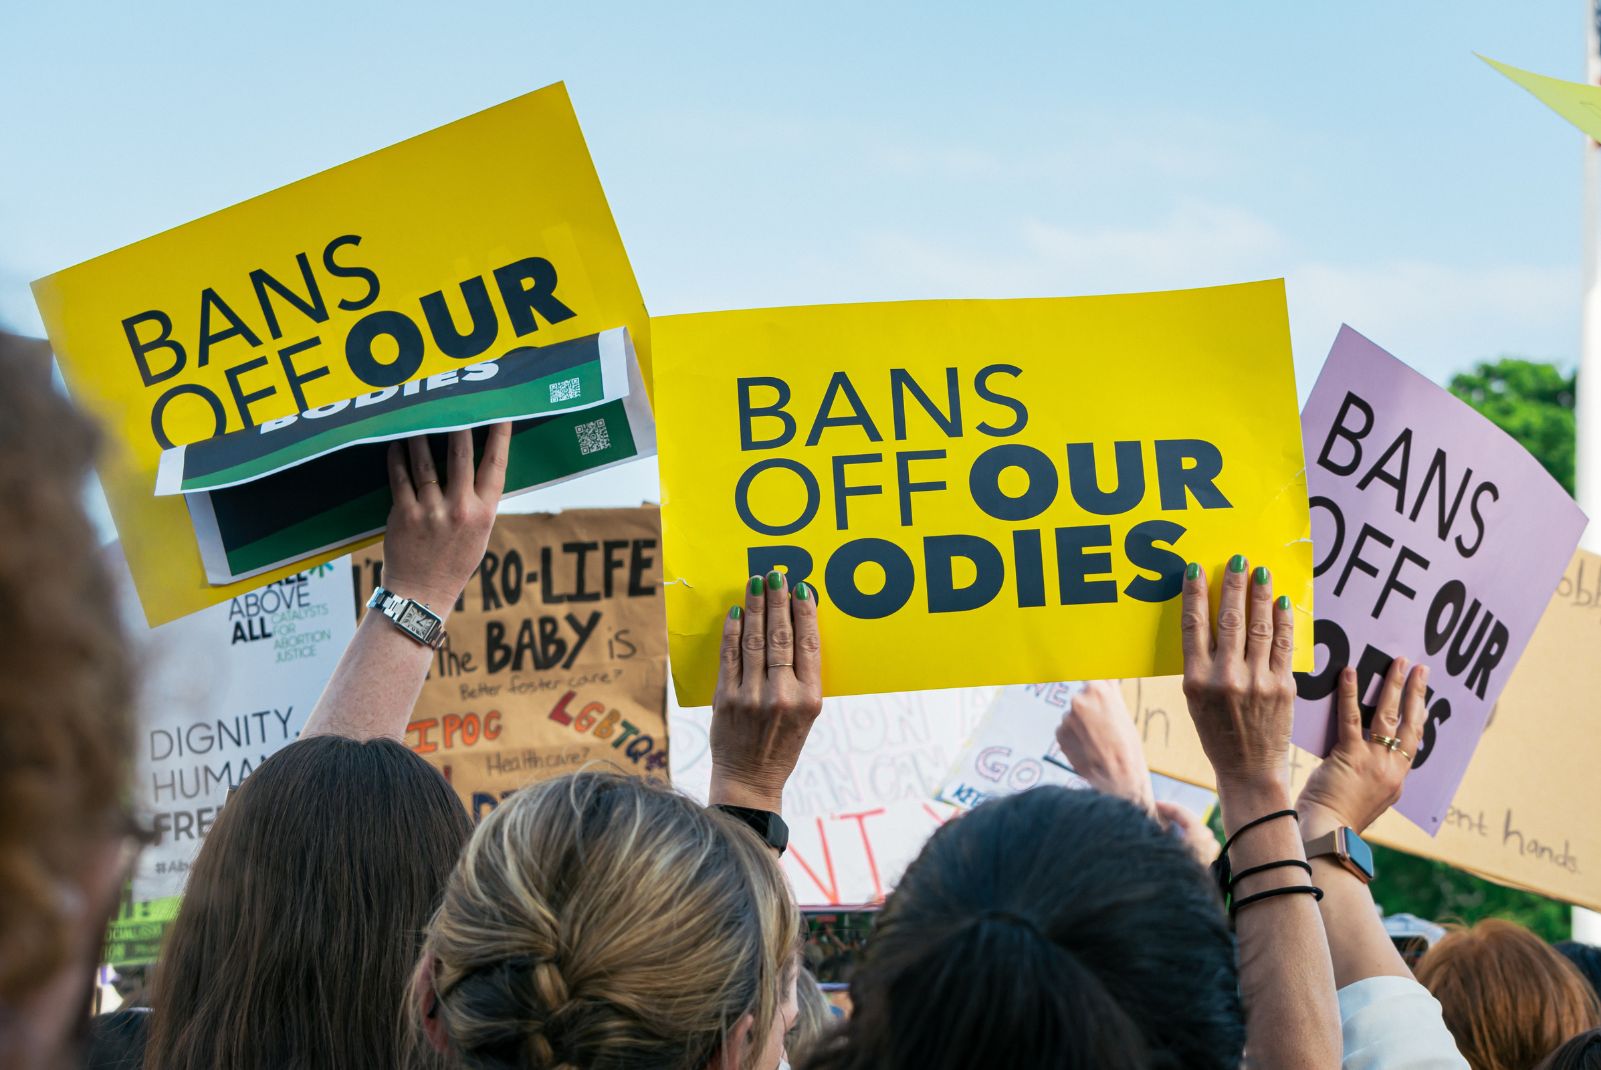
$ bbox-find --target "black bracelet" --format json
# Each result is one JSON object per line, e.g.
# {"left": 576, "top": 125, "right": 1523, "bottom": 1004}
{"left": 1228, "top": 858, "right": 1313, "bottom": 889}
{"left": 1230, "top": 884, "right": 1323, "bottom": 919}
{"left": 1219, "top": 809, "right": 1299, "bottom": 857}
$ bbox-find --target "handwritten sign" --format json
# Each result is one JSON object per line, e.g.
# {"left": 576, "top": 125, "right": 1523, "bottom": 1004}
{"left": 655, "top": 281, "right": 1314, "bottom": 705}
{"left": 671, "top": 685, "right": 993, "bottom": 907}
{"left": 35, "top": 83, "right": 648, "bottom": 625}
{"left": 356, "top": 508, "right": 667, "bottom": 819}
{"left": 1292, "top": 327, "right": 1585, "bottom": 833}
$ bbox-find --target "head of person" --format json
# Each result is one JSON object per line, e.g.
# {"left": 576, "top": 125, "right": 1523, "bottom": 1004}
{"left": 0, "top": 336, "right": 136, "bottom": 1068}
{"left": 146, "top": 735, "right": 471, "bottom": 1070}
{"left": 1537, "top": 1030, "right": 1601, "bottom": 1070}
{"left": 804, "top": 786, "right": 1242, "bottom": 1070}
{"left": 1557, "top": 943, "right": 1601, "bottom": 1006}
{"left": 1415, "top": 919, "right": 1601, "bottom": 1070}
{"left": 415, "top": 770, "right": 800, "bottom": 1070}
{"left": 784, "top": 966, "right": 835, "bottom": 1067}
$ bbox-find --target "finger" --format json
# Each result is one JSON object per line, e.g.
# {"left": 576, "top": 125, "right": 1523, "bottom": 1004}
{"left": 1398, "top": 663, "right": 1430, "bottom": 762}
{"left": 713, "top": 605, "right": 745, "bottom": 701}
{"left": 445, "top": 429, "right": 474, "bottom": 500}
{"left": 1180, "top": 562, "right": 1212, "bottom": 671}
{"left": 1215, "top": 554, "right": 1250, "bottom": 664}
{"left": 764, "top": 570, "right": 795, "bottom": 677}
{"left": 1372, "top": 656, "right": 1410, "bottom": 735}
{"left": 407, "top": 435, "right": 443, "bottom": 503}
{"left": 790, "top": 579, "right": 822, "bottom": 687}
{"left": 1334, "top": 665, "right": 1362, "bottom": 747}
{"left": 1154, "top": 800, "right": 1197, "bottom": 832}
{"left": 475, "top": 422, "right": 513, "bottom": 504}
{"left": 1244, "top": 564, "right": 1275, "bottom": 673}
{"left": 387, "top": 442, "right": 416, "bottom": 507}
{"left": 1268, "top": 591, "right": 1296, "bottom": 676}
{"left": 738, "top": 575, "right": 767, "bottom": 692}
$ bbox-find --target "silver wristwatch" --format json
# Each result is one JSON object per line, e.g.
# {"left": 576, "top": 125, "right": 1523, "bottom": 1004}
{"left": 366, "top": 585, "right": 447, "bottom": 649}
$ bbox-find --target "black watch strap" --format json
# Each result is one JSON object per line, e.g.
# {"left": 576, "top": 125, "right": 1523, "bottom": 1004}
{"left": 714, "top": 804, "right": 789, "bottom": 855}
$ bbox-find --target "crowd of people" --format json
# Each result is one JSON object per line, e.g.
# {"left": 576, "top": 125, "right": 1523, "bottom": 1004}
{"left": 3, "top": 334, "right": 1601, "bottom": 1070}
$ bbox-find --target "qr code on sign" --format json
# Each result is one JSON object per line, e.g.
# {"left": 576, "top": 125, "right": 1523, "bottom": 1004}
{"left": 549, "top": 377, "right": 582, "bottom": 403}
{"left": 576, "top": 418, "right": 611, "bottom": 456}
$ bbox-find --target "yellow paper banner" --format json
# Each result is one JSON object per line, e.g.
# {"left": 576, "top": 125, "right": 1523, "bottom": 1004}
{"left": 1481, "top": 54, "right": 1601, "bottom": 142}
{"left": 655, "top": 281, "right": 1313, "bottom": 705}
{"left": 34, "top": 82, "right": 647, "bottom": 625}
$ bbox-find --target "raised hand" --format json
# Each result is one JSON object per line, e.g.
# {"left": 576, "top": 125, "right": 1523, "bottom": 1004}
{"left": 1055, "top": 681, "right": 1155, "bottom": 815}
{"left": 708, "top": 571, "right": 824, "bottom": 813}
{"left": 1298, "top": 658, "right": 1430, "bottom": 836}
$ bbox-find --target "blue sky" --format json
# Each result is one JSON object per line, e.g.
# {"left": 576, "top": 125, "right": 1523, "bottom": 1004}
{"left": 0, "top": 2, "right": 1589, "bottom": 512}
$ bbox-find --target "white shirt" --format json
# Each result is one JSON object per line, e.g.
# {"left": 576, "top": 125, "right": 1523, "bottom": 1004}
{"left": 1338, "top": 975, "right": 1468, "bottom": 1069}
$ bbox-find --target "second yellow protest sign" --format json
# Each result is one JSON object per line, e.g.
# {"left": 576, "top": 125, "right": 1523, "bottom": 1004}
{"left": 655, "top": 281, "right": 1313, "bottom": 705}
{"left": 33, "top": 82, "right": 647, "bottom": 625}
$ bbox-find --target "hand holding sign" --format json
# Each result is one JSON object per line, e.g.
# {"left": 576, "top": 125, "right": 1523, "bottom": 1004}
{"left": 1054, "top": 680, "right": 1155, "bottom": 815}
{"left": 708, "top": 572, "right": 824, "bottom": 813}
{"left": 1298, "top": 659, "right": 1431, "bottom": 837}
{"left": 1180, "top": 557, "right": 1298, "bottom": 795}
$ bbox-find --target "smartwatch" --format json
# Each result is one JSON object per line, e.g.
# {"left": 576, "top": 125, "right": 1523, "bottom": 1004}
{"left": 714, "top": 805, "right": 789, "bottom": 856}
{"left": 367, "top": 585, "right": 447, "bottom": 649}
{"left": 1304, "top": 827, "right": 1376, "bottom": 884}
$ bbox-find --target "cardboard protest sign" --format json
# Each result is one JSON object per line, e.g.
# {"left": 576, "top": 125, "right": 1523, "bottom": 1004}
{"left": 1481, "top": 55, "right": 1601, "bottom": 142}
{"left": 35, "top": 82, "right": 649, "bottom": 625}
{"left": 155, "top": 328, "right": 653, "bottom": 583}
{"left": 671, "top": 684, "right": 993, "bottom": 907}
{"left": 114, "top": 545, "right": 355, "bottom": 906}
{"left": 1293, "top": 328, "right": 1585, "bottom": 833}
{"left": 355, "top": 508, "right": 668, "bottom": 819}
{"left": 936, "top": 682, "right": 1218, "bottom": 820}
{"left": 655, "top": 281, "right": 1314, "bottom": 705}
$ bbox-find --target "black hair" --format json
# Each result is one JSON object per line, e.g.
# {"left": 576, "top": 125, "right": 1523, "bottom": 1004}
{"left": 803, "top": 787, "right": 1242, "bottom": 1070}
{"left": 1559, "top": 942, "right": 1601, "bottom": 1005}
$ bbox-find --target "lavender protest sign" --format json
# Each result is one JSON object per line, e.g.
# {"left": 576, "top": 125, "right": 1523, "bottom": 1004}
{"left": 1293, "top": 327, "right": 1585, "bottom": 833}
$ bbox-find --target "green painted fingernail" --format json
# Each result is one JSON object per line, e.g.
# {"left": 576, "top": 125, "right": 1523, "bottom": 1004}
{"left": 749, "top": 577, "right": 763, "bottom": 596}
{"left": 1185, "top": 562, "right": 1200, "bottom": 581}
{"left": 730, "top": 605, "right": 742, "bottom": 619}
{"left": 1253, "top": 566, "right": 1269, "bottom": 585}
{"left": 767, "top": 570, "right": 785, "bottom": 591}
{"left": 795, "top": 581, "right": 810, "bottom": 600}
{"left": 1229, "top": 554, "right": 1247, "bottom": 573}
{"left": 1276, "top": 595, "right": 1290, "bottom": 611}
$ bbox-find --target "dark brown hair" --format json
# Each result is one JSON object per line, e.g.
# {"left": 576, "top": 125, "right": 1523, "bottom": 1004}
{"left": 146, "top": 735, "right": 471, "bottom": 1070}
{"left": 0, "top": 333, "right": 134, "bottom": 1002}
{"left": 803, "top": 787, "right": 1243, "bottom": 1070}
{"left": 1416, "top": 919, "right": 1601, "bottom": 1070}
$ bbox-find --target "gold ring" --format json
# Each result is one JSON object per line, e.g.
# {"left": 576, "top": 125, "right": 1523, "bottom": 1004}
{"left": 419, "top": 479, "right": 439, "bottom": 487}
{"left": 1370, "top": 734, "right": 1411, "bottom": 760}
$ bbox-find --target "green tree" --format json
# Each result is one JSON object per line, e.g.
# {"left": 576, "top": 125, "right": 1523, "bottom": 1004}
{"left": 1356, "top": 355, "right": 1578, "bottom": 943}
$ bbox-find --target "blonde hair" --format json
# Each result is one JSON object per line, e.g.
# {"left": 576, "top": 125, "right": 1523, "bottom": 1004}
{"left": 418, "top": 771, "right": 799, "bottom": 1070}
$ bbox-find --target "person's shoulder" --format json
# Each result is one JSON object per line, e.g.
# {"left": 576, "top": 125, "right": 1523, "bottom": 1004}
{"left": 82, "top": 1007, "right": 151, "bottom": 1070}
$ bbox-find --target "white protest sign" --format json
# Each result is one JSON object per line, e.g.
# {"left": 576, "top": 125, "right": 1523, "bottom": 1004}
{"left": 115, "top": 546, "right": 356, "bottom": 900}
{"left": 669, "top": 681, "right": 993, "bottom": 907}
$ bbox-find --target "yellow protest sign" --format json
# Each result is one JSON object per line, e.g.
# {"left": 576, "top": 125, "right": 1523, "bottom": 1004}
{"left": 655, "top": 281, "right": 1313, "bottom": 706}
{"left": 1126, "top": 549, "right": 1601, "bottom": 910}
{"left": 33, "top": 83, "right": 647, "bottom": 625}
{"left": 1480, "top": 54, "right": 1601, "bottom": 141}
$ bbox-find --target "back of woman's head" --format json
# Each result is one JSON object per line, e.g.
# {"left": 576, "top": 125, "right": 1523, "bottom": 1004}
{"left": 1537, "top": 1030, "right": 1601, "bottom": 1070}
{"left": 1416, "top": 919, "right": 1601, "bottom": 1070}
{"left": 805, "top": 787, "right": 1241, "bottom": 1070}
{"left": 1558, "top": 942, "right": 1601, "bottom": 1005}
{"left": 147, "top": 735, "right": 471, "bottom": 1070}
{"left": 420, "top": 770, "right": 799, "bottom": 1070}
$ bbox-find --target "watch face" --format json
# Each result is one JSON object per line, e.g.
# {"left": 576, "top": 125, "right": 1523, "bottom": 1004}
{"left": 399, "top": 603, "right": 436, "bottom": 637}
{"left": 1344, "top": 830, "right": 1376, "bottom": 880}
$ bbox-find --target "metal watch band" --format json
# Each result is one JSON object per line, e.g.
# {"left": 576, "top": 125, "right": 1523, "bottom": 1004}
{"left": 366, "top": 585, "right": 447, "bottom": 650}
